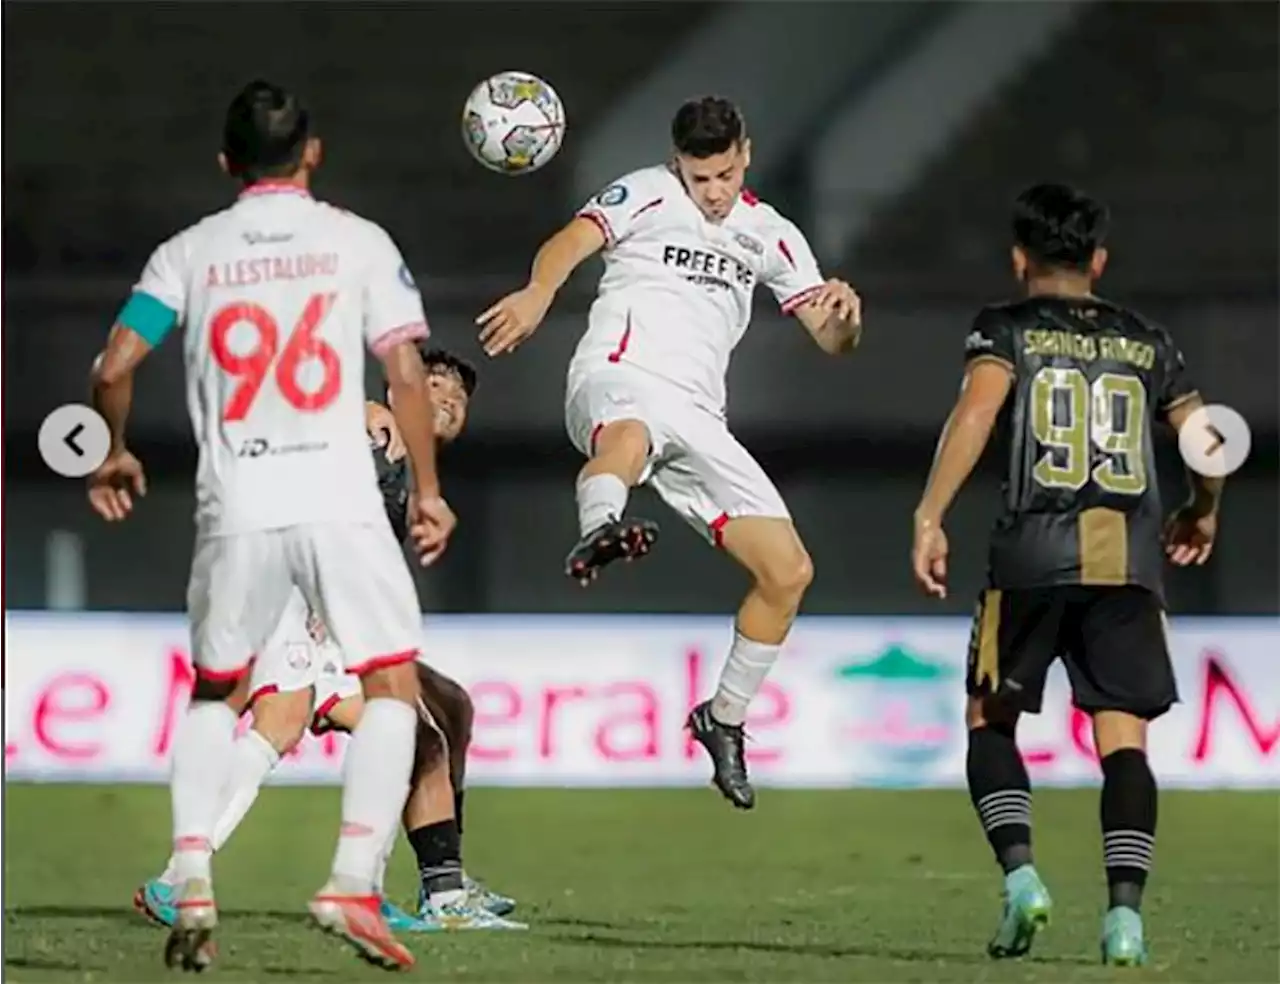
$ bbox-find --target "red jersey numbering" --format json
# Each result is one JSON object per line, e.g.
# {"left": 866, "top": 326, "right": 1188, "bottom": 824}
{"left": 209, "top": 292, "right": 342, "bottom": 421}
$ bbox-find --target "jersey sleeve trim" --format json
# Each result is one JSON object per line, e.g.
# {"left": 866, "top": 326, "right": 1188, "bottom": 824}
{"left": 779, "top": 284, "right": 823, "bottom": 315}
{"left": 1161, "top": 389, "right": 1200, "bottom": 413}
{"left": 577, "top": 209, "right": 615, "bottom": 247}
{"left": 965, "top": 353, "right": 1015, "bottom": 372}
{"left": 117, "top": 291, "right": 179, "bottom": 346}
{"left": 370, "top": 321, "right": 429, "bottom": 358}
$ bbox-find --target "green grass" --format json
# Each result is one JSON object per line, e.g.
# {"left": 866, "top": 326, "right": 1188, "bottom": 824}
{"left": 4, "top": 785, "right": 1278, "bottom": 982}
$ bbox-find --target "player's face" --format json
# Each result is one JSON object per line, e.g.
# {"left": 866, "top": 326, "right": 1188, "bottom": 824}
{"left": 428, "top": 368, "right": 469, "bottom": 444}
{"left": 676, "top": 139, "right": 751, "bottom": 222}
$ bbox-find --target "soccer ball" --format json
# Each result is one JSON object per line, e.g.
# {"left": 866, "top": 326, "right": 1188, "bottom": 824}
{"left": 461, "top": 71, "right": 566, "bottom": 176}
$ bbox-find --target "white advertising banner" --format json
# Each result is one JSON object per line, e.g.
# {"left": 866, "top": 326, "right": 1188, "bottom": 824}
{"left": 4, "top": 613, "right": 1277, "bottom": 788}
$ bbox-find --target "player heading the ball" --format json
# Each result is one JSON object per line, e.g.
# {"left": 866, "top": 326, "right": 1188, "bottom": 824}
{"left": 478, "top": 96, "right": 863, "bottom": 811}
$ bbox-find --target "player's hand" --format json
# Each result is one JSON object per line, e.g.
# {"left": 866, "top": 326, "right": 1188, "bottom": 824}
{"left": 811, "top": 278, "right": 861, "bottom": 324}
{"left": 87, "top": 449, "right": 147, "bottom": 522}
{"left": 365, "top": 402, "right": 405, "bottom": 461}
{"left": 1164, "top": 505, "right": 1217, "bottom": 566}
{"left": 476, "top": 282, "right": 554, "bottom": 357}
{"left": 911, "top": 513, "right": 949, "bottom": 599}
{"left": 408, "top": 493, "right": 457, "bottom": 567}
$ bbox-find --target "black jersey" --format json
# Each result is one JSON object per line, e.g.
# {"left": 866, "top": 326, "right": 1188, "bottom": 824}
{"left": 964, "top": 296, "right": 1198, "bottom": 598}
{"left": 370, "top": 432, "right": 410, "bottom": 543}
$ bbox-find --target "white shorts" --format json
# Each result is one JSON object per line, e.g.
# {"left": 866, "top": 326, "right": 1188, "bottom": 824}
{"left": 187, "top": 521, "right": 422, "bottom": 680}
{"left": 565, "top": 365, "right": 789, "bottom": 544}
{"left": 245, "top": 589, "right": 362, "bottom": 727}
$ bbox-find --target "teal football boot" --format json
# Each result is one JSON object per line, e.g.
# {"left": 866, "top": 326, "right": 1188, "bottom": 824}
{"left": 1101, "top": 906, "right": 1148, "bottom": 966}
{"left": 987, "top": 864, "right": 1053, "bottom": 959}
{"left": 133, "top": 878, "right": 177, "bottom": 928}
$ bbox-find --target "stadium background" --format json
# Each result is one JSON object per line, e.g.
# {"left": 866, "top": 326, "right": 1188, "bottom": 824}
{"left": 3, "top": 4, "right": 1277, "bottom": 980}
{"left": 4, "top": 0, "right": 1277, "bottom": 790}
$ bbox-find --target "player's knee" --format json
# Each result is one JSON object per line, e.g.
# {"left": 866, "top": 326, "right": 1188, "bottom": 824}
{"left": 1092, "top": 709, "right": 1148, "bottom": 758}
{"left": 756, "top": 546, "right": 814, "bottom": 603}
{"left": 360, "top": 659, "right": 421, "bottom": 704}
{"left": 251, "top": 691, "right": 312, "bottom": 754}
{"left": 590, "top": 419, "right": 650, "bottom": 479}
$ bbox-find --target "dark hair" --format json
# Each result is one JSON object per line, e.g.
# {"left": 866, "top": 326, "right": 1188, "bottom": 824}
{"left": 671, "top": 96, "right": 744, "bottom": 159}
{"left": 1012, "top": 183, "right": 1109, "bottom": 272}
{"left": 222, "top": 80, "right": 310, "bottom": 182}
{"left": 419, "top": 345, "right": 478, "bottom": 397}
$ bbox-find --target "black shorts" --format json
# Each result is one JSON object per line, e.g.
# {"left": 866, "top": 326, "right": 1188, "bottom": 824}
{"left": 965, "top": 585, "right": 1178, "bottom": 719}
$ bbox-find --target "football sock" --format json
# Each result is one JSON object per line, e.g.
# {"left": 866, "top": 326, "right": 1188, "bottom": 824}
{"left": 710, "top": 630, "right": 782, "bottom": 726}
{"left": 454, "top": 789, "right": 466, "bottom": 838}
{"left": 408, "top": 819, "right": 466, "bottom": 908}
{"left": 158, "top": 728, "right": 281, "bottom": 885}
{"left": 1100, "top": 748, "right": 1158, "bottom": 911}
{"left": 967, "top": 724, "right": 1034, "bottom": 874}
{"left": 372, "top": 824, "right": 399, "bottom": 896}
{"left": 576, "top": 473, "right": 629, "bottom": 537}
{"left": 329, "top": 698, "right": 417, "bottom": 893}
{"left": 169, "top": 700, "right": 239, "bottom": 886}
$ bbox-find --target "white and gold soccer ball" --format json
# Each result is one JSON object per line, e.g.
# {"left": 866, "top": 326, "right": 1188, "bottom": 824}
{"left": 461, "top": 71, "right": 566, "bottom": 176}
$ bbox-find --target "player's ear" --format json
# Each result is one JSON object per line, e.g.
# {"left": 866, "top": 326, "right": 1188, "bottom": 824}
{"left": 303, "top": 137, "right": 323, "bottom": 171}
{"left": 740, "top": 138, "right": 752, "bottom": 170}
{"left": 1090, "top": 247, "right": 1108, "bottom": 279}
{"left": 1010, "top": 245, "right": 1028, "bottom": 282}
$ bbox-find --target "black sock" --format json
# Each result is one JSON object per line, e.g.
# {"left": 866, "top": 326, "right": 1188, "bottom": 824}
{"left": 407, "top": 819, "right": 464, "bottom": 900}
{"left": 1100, "top": 748, "right": 1157, "bottom": 912}
{"left": 967, "top": 724, "right": 1034, "bottom": 874}
{"left": 454, "top": 789, "right": 465, "bottom": 838}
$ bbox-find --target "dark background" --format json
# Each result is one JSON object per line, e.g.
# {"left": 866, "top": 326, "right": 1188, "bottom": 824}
{"left": 4, "top": 1, "right": 1277, "bottom": 615}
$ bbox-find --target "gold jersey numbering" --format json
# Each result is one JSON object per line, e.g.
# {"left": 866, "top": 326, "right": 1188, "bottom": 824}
{"left": 1030, "top": 367, "right": 1147, "bottom": 496}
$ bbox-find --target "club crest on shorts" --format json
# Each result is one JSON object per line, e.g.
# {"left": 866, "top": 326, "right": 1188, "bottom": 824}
{"left": 286, "top": 643, "right": 313, "bottom": 672}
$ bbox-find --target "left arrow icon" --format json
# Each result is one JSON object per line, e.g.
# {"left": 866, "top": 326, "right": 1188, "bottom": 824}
{"left": 39, "top": 405, "right": 111, "bottom": 477}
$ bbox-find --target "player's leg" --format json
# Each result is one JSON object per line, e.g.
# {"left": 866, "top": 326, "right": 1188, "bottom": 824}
{"left": 294, "top": 523, "right": 427, "bottom": 970}
{"left": 653, "top": 417, "right": 810, "bottom": 809}
{"left": 413, "top": 665, "right": 518, "bottom": 918}
{"left": 139, "top": 687, "right": 311, "bottom": 927}
{"left": 394, "top": 699, "right": 526, "bottom": 931}
{"left": 964, "top": 588, "right": 1062, "bottom": 959}
{"left": 562, "top": 372, "right": 661, "bottom": 583}
{"left": 166, "top": 531, "right": 292, "bottom": 970}
{"left": 1067, "top": 587, "right": 1177, "bottom": 967}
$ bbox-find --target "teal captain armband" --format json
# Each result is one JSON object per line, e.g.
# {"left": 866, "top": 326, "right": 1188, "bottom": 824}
{"left": 117, "top": 291, "right": 178, "bottom": 345}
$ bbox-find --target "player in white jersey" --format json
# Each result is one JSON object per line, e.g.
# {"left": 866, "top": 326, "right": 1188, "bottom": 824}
{"left": 86, "top": 80, "right": 453, "bottom": 972}
{"left": 478, "top": 97, "right": 863, "bottom": 810}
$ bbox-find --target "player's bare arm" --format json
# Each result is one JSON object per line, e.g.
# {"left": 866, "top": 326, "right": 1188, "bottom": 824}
{"left": 477, "top": 215, "right": 606, "bottom": 356}
{"left": 87, "top": 324, "right": 153, "bottom": 521}
{"left": 912, "top": 360, "right": 1014, "bottom": 598}
{"left": 792, "top": 278, "right": 863, "bottom": 355}
{"left": 1163, "top": 394, "right": 1223, "bottom": 566}
{"left": 380, "top": 340, "right": 455, "bottom": 564}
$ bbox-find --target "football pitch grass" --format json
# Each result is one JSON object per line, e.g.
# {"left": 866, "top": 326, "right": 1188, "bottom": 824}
{"left": 5, "top": 786, "right": 1277, "bottom": 982}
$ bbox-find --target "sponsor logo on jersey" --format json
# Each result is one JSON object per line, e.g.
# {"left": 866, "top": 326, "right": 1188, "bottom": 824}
{"left": 595, "top": 183, "right": 629, "bottom": 207}
{"left": 661, "top": 245, "right": 755, "bottom": 291}
{"left": 965, "top": 330, "right": 994, "bottom": 352}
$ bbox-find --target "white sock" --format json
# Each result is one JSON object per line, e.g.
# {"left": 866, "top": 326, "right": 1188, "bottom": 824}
{"left": 710, "top": 631, "right": 783, "bottom": 726}
{"left": 577, "top": 473, "right": 629, "bottom": 536}
{"left": 212, "top": 729, "right": 280, "bottom": 850}
{"left": 372, "top": 824, "right": 399, "bottom": 896}
{"left": 169, "top": 701, "right": 239, "bottom": 885}
{"left": 158, "top": 729, "right": 281, "bottom": 884}
{"left": 330, "top": 698, "right": 417, "bottom": 892}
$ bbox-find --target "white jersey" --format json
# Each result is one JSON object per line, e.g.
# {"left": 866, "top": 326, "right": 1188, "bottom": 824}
{"left": 132, "top": 182, "right": 428, "bottom": 536}
{"left": 570, "top": 164, "right": 825, "bottom": 413}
